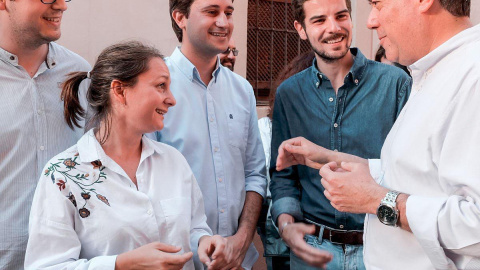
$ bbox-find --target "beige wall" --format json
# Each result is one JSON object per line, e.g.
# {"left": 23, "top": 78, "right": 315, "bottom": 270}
{"left": 58, "top": 0, "right": 248, "bottom": 77}
{"left": 59, "top": 0, "right": 479, "bottom": 75}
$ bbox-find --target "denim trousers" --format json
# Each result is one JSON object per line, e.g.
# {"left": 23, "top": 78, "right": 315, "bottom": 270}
{"left": 290, "top": 234, "right": 365, "bottom": 270}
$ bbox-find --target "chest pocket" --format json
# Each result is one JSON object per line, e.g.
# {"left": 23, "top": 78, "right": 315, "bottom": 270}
{"left": 226, "top": 111, "right": 248, "bottom": 149}
{"left": 160, "top": 197, "right": 191, "bottom": 230}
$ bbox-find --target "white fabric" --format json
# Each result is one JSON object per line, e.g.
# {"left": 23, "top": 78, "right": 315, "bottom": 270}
{"left": 25, "top": 129, "right": 212, "bottom": 270}
{"left": 364, "top": 24, "right": 480, "bottom": 270}
{"left": 258, "top": 117, "right": 272, "bottom": 197}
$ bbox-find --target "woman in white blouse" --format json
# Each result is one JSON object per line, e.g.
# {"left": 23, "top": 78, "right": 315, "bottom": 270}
{"left": 24, "top": 41, "right": 231, "bottom": 270}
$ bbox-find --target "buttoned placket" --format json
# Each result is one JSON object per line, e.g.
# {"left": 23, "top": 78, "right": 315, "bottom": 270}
{"left": 204, "top": 75, "right": 229, "bottom": 236}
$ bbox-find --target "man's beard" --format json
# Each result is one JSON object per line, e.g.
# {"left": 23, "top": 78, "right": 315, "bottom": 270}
{"left": 308, "top": 33, "right": 351, "bottom": 64}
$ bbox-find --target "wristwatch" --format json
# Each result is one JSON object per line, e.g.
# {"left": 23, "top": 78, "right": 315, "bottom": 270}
{"left": 376, "top": 190, "right": 401, "bottom": 226}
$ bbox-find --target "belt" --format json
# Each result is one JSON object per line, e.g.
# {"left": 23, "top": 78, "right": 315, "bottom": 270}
{"left": 312, "top": 224, "right": 363, "bottom": 245}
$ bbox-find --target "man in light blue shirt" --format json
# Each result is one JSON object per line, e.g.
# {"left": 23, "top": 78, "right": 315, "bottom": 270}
{"left": 151, "top": 0, "right": 267, "bottom": 269}
{"left": 0, "top": 0, "right": 90, "bottom": 269}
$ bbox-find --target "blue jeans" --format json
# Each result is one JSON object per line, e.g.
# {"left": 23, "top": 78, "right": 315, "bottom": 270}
{"left": 290, "top": 234, "right": 365, "bottom": 270}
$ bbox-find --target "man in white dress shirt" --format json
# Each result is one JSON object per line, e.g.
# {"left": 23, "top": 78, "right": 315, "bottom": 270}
{"left": 275, "top": 0, "right": 480, "bottom": 269}
{"left": 0, "top": 0, "right": 90, "bottom": 269}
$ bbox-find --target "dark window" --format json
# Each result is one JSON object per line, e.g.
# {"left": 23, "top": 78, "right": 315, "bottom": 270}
{"left": 247, "top": 0, "right": 312, "bottom": 104}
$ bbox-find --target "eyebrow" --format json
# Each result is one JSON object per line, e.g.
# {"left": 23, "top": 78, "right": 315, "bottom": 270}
{"left": 309, "top": 9, "right": 349, "bottom": 22}
{"left": 202, "top": 5, "right": 235, "bottom": 11}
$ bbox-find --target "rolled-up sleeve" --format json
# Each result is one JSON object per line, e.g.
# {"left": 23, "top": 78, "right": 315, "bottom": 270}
{"left": 269, "top": 86, "right": 303, "bottom": 225}
{"left": 244, "top": 88, "right": 267, "bottom": 198}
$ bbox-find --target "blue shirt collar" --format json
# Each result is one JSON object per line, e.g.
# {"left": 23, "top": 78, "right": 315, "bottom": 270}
{"left": 0, "top": 42, "right": 58, "bottom": 69}
{"left": 311, "top": 47, "right": 367, "bottom": 87}
{"left": 169, "top": 46, "right": 222, "bottom": 84}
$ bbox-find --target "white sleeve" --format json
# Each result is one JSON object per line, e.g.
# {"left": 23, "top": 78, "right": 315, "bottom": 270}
{"left": 24, "top": 169, "right": 116, "bottom": 270}
{"left": 189, "top": 173, "right": 212, "bottom": 250}
{"left": 368, "top": 159, "right": 383, "bottom": 184}
{"left": 406, "top": 79, "right": 480, "bottom": 263}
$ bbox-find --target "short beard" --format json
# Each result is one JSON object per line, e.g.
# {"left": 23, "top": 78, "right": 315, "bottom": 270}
{"left": 306, "top": 32, "right": 350, "bottom": 64}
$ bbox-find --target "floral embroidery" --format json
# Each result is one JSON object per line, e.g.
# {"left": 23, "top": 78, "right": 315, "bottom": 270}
{"left": 79, "top": 208, "right": 90, "bottom": 218}
{"left": 45, "top": 156, "right": 110, "bottom": 219}
{"left": 96, "top": 194, "right": 110, "bottom": 206}
{"left": 67, "top": 192, "right": 77, "bottom": 207}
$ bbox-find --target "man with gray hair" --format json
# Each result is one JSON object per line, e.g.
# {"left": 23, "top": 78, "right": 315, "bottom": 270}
{"left": 0, "top": 0, "right": 90, "bottom": 269}
{"left": 276, "top": 0, "right": 480, "bottom": 269}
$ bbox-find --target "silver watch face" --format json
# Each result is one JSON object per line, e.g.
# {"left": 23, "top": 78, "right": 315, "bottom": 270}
{"left": 377, "top": 205, "right": 398, "bottom": 225}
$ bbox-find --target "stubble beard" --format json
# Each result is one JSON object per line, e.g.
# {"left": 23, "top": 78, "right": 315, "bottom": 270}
{"left": 307, "top": 32, "right": 351, "bottom": 64}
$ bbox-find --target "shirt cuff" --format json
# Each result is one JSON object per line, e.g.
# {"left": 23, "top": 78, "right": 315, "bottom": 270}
{"left": 368, "top": 159, "right": 383, "bottom": 184}
{"left": 92, "top": 255, "right": 117, "bottom": 270}
{"left": 406, "top": 195, "right": 451, "bottom": 269}
{"left": 245, "top": 177, "right": 267, "bottom": 199}
{"left": 271, "top": 197, "right": 303, "bottom": 226}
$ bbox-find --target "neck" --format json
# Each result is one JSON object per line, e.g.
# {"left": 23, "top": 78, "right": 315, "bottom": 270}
{"left": 0, "top": 29, "right": 49, "bottom": 77}
{"left": 180, "top": 43, "right": 218, "bottom": 85}
{"left": 315, "top": 50, "right": 354, "bottom": 93}
{"left": 96, "top": 119, "right": 143, "bottom": 161}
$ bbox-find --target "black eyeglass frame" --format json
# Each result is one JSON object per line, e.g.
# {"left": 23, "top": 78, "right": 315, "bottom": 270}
{"left": 41, "top": 0, "right": 72, "bottom": 4}
{"left": 222, "top": 48, "right": 239, "bottom": 56}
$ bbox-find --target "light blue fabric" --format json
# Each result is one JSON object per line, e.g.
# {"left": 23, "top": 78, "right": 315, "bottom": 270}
{"left": 290, "top": 235, "right": 365, "bottom": 270}
{"left": 152, "top": 47, "right": 267, "bottom": 269}
{"left": 0, "top": 42, "right": 90, "bottom": 269}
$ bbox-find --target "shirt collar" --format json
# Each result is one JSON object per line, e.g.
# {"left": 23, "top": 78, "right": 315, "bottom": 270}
{"left": 77, "top": 129, "right": 164, "bottom": 165}
{"left": 0, "top": 42, "right": 58, "bottom": 69}
{"left": 311, "top": 47, "right": 367, "bottom": 88}
{"left": 169, "top": 46, "right": 221, "bottom": 84}
{"left": 409, "top": 24, "right": 480, "bottom": 83}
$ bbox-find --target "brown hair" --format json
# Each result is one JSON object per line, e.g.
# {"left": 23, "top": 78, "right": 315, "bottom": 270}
{"left": 61, "top": 41, "right": 164, "bottom": 143}
{"left": 292, "top": 0, "right": 352, "bottom": 26}
{"left": 170, "top": 0, "right": 234, "bottom": 42}
{"left": 439, "top": 0, "right": 470, "bottom": 17}
{"left": 268, "top": 51, "right": 315, "bottom": 119}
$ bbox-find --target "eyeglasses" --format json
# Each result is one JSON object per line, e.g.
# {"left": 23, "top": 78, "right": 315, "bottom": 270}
{"left": 41, "top": 0, "right": 72, "bottom": 4}
{"left": 222, "top": 48, "right": 239, "bottom": 56}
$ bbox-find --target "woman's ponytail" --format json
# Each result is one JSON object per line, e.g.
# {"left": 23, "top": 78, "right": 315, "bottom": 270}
{"left": 61, "top": 72, "right": 88, "bottom": 129}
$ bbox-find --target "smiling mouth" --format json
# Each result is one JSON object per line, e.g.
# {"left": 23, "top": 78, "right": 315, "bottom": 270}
{"left": 155, "top": 109, "right": 167, "bottom": 115}
{"left": 210, "top": 32, "right": 228, "bottom": 37}
{"left": 43, "top": 17, "right": 61, "bottom": 23}
{"left": 324, "top": 36, "right": 345, "bottom": 44}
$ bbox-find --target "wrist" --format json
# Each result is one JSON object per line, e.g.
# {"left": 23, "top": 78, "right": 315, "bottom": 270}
{"left": 279, "top": 221, "right": 292, "bottom": 237}
{"left": 115, "top": 253, "right": 128, "bottom": 270}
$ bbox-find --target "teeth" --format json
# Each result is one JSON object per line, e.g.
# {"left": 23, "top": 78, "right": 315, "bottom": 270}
{"left": 44, "top": 17, "right": 60, "bottom": 22}
{"left": 211, "top": 33, "right": 227, "bottom": 37}
{"left": 326, "top": 37, "right": 344, "bottom": 44}
{"left": 156, "top": 109, "right": 165, "bottom": 115}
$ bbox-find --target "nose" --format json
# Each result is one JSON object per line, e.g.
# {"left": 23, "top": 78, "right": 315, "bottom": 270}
{"left": 216, "top": 13, "right": 228, "bottom": 28}
{"left": 367, "top": 7, "right": 379, "bottom": 29}
{"left": 52, "top": 0, "right": 68, "bottom": 11}
{"left": 326, "top": 18, "right": 341, "bottom": 33}
{"left": 227, "top": 50, "right": 236, "bottom": 59}
{"left": 165, "top": 88, "right": 176, "bottom": 107}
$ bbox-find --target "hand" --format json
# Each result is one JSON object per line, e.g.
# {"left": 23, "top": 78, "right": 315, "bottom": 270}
{"left": 197, "top": 235, "right": 233, "bottom": 270}
{"left": 115, "top": 242, "right": 193, "bottom": 270}
{"left": 320, "top": 161, "right": 388, "bottom": 214}
{"left": 203, "top": 233, "right": 249, "bottom": 270}
{"left": 276, "top": 137, "right": 329, "bottom": 171}
{"left": 280, "top": 222, "right": 333, "bottom": 268}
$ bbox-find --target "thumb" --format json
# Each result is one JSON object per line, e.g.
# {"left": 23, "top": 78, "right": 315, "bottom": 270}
{"left": 153, "top": 242, "right": 182, "bottom": 253}
{"left": 340, "top": 161, "right": 354, "bottom": 172}
{"left": 301, "top": 223, "right": 317, "bottom": 235}
{"left": 284, "top": 143, "right": 307, "bottom": 155}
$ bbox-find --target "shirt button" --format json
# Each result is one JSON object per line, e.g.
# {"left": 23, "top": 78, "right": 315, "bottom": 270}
{"left": 9, "top": 56, "right": 15, "bottom": 61}
{"left": 354, "top": 79, "right": 359, "bottom": 84}
{"left": 218, "top": 178, "right": 223, "bottom": 182}
{"left": 147, "top": 209, "right": 153, "bottom": 215}
{"left": 329, "top": 97, "right": 334, "bottom": 102}
{"left": 334, "top": 123, "right": 339, "bottom": 128}
{"left": 220, "top": 209, "right": 225, "bottom": 213}
{"left": 210, "top": 117, "right": 214, "bottom": 122}
{"left": 51, "top": 62, "right": 56, "bottom": 66}
{"left": 39, "top": 146, "right": 45, "bottom": 151}
{"left": 339, "top": 225, "right": 344, "bottom": 229}
{"left": 214, "top": 147, "right": 219, "bottom": 152}
{"left": 37, "top": 110, "right": 42, "bottom": 115}
{"left": 334, "top": 149, "right": 338, "bottom": 152}
{"left": 316, "top": 82, "right": 320, "bottom": 87}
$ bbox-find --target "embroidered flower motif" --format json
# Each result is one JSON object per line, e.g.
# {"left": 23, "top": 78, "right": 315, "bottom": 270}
{"left": 96, "top": 194, "right": 110, "bottom": 206}
{"left": 50, "top": 173, "right": 55, "bottom": 183}
{"left": 91, "top": 160, "right": 103, "bottom": 169}
{"left": 67, "top": 192, "right": 77, "bottom": 207}
{"left": 81, "top": 192, "right": 91, "bottom": 200}
{"left": 79, "top": 208, "right": 90, "bottom": 218}
{"left": 56, "top": 179, "right": 66, "bottom": 191}
{"left": 63, "top": 158, "right": 77, "bottom": 169}
{"left": 74, "top": 152, "right": 79, "bottom": 156}
{"left": 45, "top": 169, "right": 49, "bottom": 174}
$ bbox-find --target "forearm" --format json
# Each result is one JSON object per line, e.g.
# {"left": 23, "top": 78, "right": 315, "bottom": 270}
{"left": 325, "top": 149, "right": 367, "bottom": 166}
{"left": 236, "top": 191, "right": 263, "bottom": 244}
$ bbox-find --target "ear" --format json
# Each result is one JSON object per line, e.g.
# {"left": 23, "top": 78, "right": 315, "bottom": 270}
{"left": 294, "top": 20, "right": 308, "bottom": 40}
{"left": 110, "top": 80, "right": 127, "bottom": 106}
{"left": 172, "top": 9, "right": 187, "bottom": 30}
{"left": 417, "top": 0, "right": 435, "bottom": 14}
{"left": 0, "top": 0, "right": 7, "bottom": 11}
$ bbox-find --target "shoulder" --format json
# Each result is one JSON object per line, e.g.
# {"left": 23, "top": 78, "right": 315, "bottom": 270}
{"left": 144, "top": 137, "right": 191, "bottom": 166}
{"left": 276, "top": 67, "right": 312, "bottom": 96}
{"left": 364, "top": 58, "right": 410, "bottom": 81}
{"left": 50, "top": 42, "right": 91, "bottom": 71}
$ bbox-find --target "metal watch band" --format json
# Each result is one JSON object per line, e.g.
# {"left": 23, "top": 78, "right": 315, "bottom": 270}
{"left": 383, "top": 190, "right": 400, "bottom": 204}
